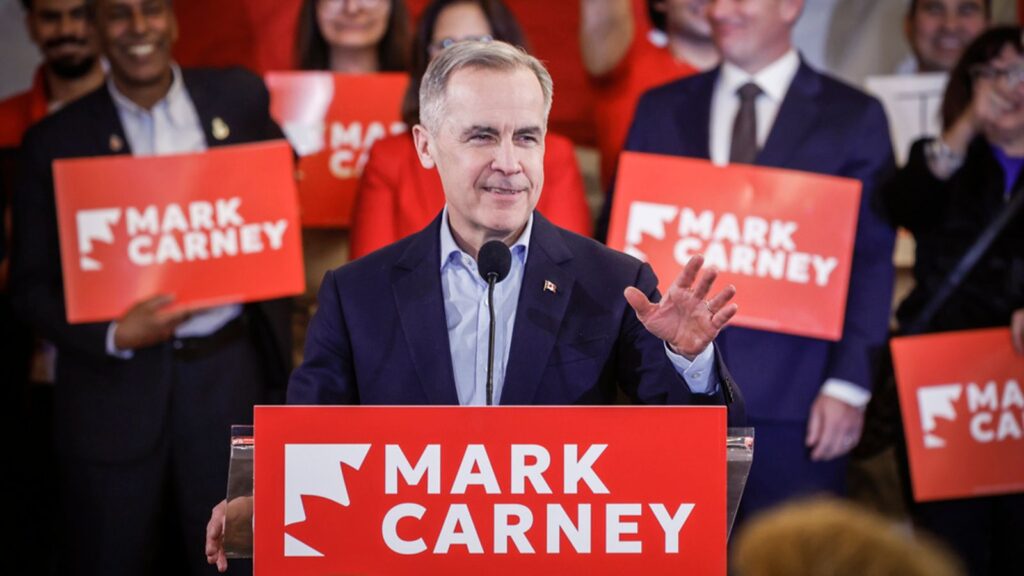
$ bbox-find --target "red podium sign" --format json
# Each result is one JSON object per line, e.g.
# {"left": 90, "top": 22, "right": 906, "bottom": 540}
{"left": 892, "top": 328, "right": 1024, "bottom": 502}
{"left": 53, "top": 140, "right": 304, "bottom": 324}
{"left": 608, "top": 152, "right": 862, "bottom": 341}
{"left": 254, "top": 406, "right": 726, "bottom": 575}
{"left": 266, "top": 71, "right": 409, "bottom": 227}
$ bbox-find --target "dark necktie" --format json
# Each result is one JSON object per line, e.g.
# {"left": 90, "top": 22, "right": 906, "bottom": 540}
{"left": 729, "top": 82, "right": 762, "bottom": 165}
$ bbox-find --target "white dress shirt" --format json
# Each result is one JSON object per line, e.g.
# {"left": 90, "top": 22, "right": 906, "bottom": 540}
{"left": 105, "top": 65, "right": 242, "bottom": 357}
{"left": 439, "top": 209, "right": 717, "bottom": 405}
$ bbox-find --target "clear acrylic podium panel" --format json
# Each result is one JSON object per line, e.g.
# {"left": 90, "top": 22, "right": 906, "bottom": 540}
{"left": 224, "top": 425, "right": 254, "bottom": 559}
{"left": 223, "top": 424, "right": 755, "bottom": 558}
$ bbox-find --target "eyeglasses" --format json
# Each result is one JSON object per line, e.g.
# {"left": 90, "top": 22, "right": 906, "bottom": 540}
{"left": 428, "top": 34, "right": 494, "bottom": 58}
{"left": 318, "top": 0, "right": 387, "bottom": 13}
{"left": 969, "top": 64, "right": 1024, "bottom": 88}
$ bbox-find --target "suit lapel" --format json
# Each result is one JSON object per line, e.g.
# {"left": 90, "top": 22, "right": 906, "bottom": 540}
{"left": 500, "top": 214, "right": 575, "bottom": 405}
{"left": 90, "top": 86, "right": 132, "bottom": 157}
{"left": 182, "top": 70, "right": 238, "bottom": 149}
{"left": 682, "top": 69, "right": 717, "bottom": 160}
{"left": 392, "top": 215, "right": 460, "bottom": 404}
{"left": 757, "top": 61, "right": 822, "bottom": 168}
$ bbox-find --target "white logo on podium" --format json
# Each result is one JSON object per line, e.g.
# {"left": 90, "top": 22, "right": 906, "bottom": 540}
{"left": 284, "top": 443, "right": 371, "bottom": 557}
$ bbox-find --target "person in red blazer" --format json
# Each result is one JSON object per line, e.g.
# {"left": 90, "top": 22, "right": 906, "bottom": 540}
{"left": 350, "top": 0, "right": 592, "bottom": 260}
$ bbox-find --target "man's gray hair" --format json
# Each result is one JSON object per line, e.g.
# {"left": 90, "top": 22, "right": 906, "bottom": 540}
{"left": 418, "top": 40, "right": 553, "bottom": 133}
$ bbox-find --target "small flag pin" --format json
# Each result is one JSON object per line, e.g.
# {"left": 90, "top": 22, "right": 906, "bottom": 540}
{"left": 543, "top": 280, "right": 557, "bottom": 294}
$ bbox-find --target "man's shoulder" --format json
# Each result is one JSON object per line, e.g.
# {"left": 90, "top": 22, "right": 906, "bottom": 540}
{"left": 21, "top": 84, "right": 113, "bottom": 160}
{"left": 638, "top": 68, "right": 718, "bottom": 108}
{"left": 182, "top": 66, "right": 265, "bottom": 93}
{"left": 332, "top": 225, "right": 430, "bottom": 284}
{"left": 538, "top": 217, "right": 649, "bottom": 286}
{"left": 802, "top": 64, "right": 884, "bottom": 114}
{"left": 180, "top": 66, "right": 271, "bottom": 119}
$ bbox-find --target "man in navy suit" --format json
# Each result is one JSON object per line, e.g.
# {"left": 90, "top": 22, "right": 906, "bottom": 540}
{"left": 11, "top": 0, "right": 291, "bottom": 574}
{"left": 205, "top": 39, "right": 744, "bottom": 571}
{"left": 287, "top": 40, "right": 743, "bottom": 413}
{"left": 604, "top": 0, "right": 897, "bottom": 523}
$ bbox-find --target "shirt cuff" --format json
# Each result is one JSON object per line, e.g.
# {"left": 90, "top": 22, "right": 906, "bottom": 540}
{"left": 664, "top": 342, "right": 717, "bottom": 395}
{"left": 105, "top": 322, "right": 134, "bottom": 360}
{"left": 821, "top": 378, "right": 871, "bottom": 409}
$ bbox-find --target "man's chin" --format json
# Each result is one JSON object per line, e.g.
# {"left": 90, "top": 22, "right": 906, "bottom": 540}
{"left": 49, "top": 56, "right": 99, "bottom": 80}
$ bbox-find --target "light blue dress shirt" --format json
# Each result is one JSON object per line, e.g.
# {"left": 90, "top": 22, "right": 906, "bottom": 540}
{"left": 105, "top": 65, "right": 242, "bottom": 357}
{"left": 439, "top": 209, "right": 717, "bottom": 406}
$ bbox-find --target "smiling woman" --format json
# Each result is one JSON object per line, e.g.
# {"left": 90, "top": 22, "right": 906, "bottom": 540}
{"left": 294, "top": 0, "right": 410, "bottom": 73}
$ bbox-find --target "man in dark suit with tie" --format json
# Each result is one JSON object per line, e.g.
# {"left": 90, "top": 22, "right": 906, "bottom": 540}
{"left": 604, "top": 0, "right": 896, "bottom": 524}
{"left": 11, "top": 0, "right": 291, "bottom": 574}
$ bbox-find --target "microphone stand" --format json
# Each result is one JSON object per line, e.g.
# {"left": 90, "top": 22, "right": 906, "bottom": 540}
{"left": 486, "top": 272, "right": 497, "bottom": 406}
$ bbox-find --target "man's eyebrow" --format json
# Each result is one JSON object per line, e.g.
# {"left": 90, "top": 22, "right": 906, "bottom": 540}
{"left": 461, "top": 125, "right": 500, "bottom": 138}
{"left": 514, "top": 126, "right": 543, "bottom": 137}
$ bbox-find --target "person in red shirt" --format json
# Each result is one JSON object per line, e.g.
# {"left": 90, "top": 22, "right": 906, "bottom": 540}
{"left": 580, "top": 0, "right": 718, "bottom": 189}
{"left": 1, "top": 0, "right": 104, "bottom": 266}
{"left": 0, "top": 0, "right": 104, "bottom": 148}
{"left": 350, "top": 0, "right": 591, "bottom": 259}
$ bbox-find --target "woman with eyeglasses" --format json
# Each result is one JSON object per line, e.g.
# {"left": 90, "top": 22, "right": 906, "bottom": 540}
{"left": 881, "top": 26, "right": 1024, "bottom": 576}
{"left": 295, "top": 0, "right": 410, "bottom": 73}
{"left": 348, "top": 0, "right": 593, "bottom": 259}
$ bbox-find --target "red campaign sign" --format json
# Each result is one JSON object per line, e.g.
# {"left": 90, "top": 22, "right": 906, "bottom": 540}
{"left": 608, "top": 152, "right": 862, "bottom": 341}
{"left": 53, "top": 140, "right": 304, "bottom": 324}
{"left": 265, "top": 71, "right": 409, "bottom": 228}
{"left": 254, "top": 406, "right": 727, "bottom": 575}
{"left": 891, "top": 328, "right": 1024, "bottom": 502}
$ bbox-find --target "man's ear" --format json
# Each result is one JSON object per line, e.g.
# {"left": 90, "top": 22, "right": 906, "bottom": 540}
{"left": 412, "top": 124, "right": 436, "bottom": 169}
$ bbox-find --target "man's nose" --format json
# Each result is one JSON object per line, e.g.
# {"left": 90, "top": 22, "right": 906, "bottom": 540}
{"left": 58, "top": 13, "right": 78, "bottom": 37}
{"left": 130, "top": 8, "right": 148, "bottom": 35}
{"left": 708, "top": 0, "right": 729, "bottom": 21}
{"left": 490, "top": 140, "right": 522, "bottom": 174}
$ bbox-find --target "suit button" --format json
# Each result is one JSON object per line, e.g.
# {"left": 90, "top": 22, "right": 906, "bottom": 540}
{"left": 173, "top": 339, "right": 184, "bottom": 350}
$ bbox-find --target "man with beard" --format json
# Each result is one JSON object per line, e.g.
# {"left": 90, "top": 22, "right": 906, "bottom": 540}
{"left": 0, "top": 0, "right": 104, "bottom": 148}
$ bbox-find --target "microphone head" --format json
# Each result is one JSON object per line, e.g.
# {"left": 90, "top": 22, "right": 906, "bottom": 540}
{"left": 478, "top": 240, "right": 512, "bottom": 283}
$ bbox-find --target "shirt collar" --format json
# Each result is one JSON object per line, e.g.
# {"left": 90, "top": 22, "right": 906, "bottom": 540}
{"left": 439, "top": 206, "right": 532, "bottom": 272}
{"left": 719, "top": 49, "right": 800, "bottom": 103}
{"left": 107, "top": 63, "right": 192, "bottom": 126}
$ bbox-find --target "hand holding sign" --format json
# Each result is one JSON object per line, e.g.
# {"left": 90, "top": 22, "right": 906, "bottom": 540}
{"left": 113, "top": 294, "right": 191, "bottom": 351}
{"left": 625, "top": 254, "right": 738, "bottom": 360}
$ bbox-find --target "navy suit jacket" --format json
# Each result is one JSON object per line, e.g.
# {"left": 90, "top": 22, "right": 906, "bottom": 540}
{"left": 289, "top": 212, "right": 744, "bottom": 424}
{"left": 614, "top": 61, "right": 896, "bottom": 421}
{"left": 11, "top": 68, "right": 293, "bottom": 462}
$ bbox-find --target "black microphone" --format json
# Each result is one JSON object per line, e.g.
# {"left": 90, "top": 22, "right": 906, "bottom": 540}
{"left": 477, "top": 240, "right": 512, "bottom": 406}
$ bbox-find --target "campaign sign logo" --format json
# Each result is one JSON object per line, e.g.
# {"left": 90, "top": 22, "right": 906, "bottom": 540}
{"left": 266, "top": 71, "right": 409, "bottom": 227}
{"left": 892, "top": 328, "right": 1024, "bottom": 502}
{"left": 255, "top": 406, "right": 727, "bottom": 575}
{"left": 54, "top": 141, "right": 304, "bottom": 323}
{"left": 607, "top": 152, "right": 862, "bottom": 341}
